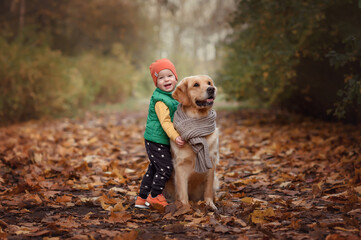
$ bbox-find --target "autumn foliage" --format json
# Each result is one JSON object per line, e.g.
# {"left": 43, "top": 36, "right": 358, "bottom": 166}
{"left": 0, "top": 0, "right": 151, "bottom": 124}
{"left": 219, "top": 0, "right": 361, "bottom": 122}
{"left": 0, "top": 109, "right": 360, "bottom": 239}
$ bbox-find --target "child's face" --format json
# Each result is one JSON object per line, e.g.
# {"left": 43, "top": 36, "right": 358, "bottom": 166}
{"left": 156, "top": 69, "right": 177, "bottom": 92}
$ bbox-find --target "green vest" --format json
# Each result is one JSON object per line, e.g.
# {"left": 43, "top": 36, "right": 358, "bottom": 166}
{"left": 144, "top": 88, "right": 179, "bottom": 145}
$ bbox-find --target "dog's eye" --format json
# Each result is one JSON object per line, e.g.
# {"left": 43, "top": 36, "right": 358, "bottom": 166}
{"left": 193, "top": 83, "right": 200, "bottom": 87}
{"left": 208, "top": 81, "right": 211, "bottom": 85}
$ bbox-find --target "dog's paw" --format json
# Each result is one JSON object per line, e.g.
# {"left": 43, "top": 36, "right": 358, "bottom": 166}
{"left": 205, "top": 198, "right": 217, "bottom": 211}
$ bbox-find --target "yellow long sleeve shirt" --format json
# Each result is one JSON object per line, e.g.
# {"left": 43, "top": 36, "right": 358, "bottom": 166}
{"left": 155, "top": 101, "right": 180, "bottom": 142}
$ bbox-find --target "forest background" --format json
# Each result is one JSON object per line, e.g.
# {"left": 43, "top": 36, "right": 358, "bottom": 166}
{"left": 0, "top": 0, "right": 360, "bottom": 124}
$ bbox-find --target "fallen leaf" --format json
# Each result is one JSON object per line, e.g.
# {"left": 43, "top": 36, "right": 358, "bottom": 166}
{"left": 173, "top": 204, "right": 193, "bottom": 217}
{"left": 325, "top": 234, "right": 348, "bottom": 240}
{"left": 126, "top": 222, "right": 139, "bottom": 229}
{"left": 0, "top": 220, "right": 8, "bottom": 228}
{"left": 107, "top": 211, "right": 131, "bottom": 223}
{"left": 55, "top": 195, "right": 72, "bottom": 203}
{"left": 114, "top": 230, "right": 138, "bottom": 240}
{"left": 214, "top": 224, "right": 229, "bottom": 233}
{"left": 333, "top": 227, "right": 359, "bottom": 232}
{"left": 251, "top": 207, "right": 275, "bottom": 224}
{"left": 353, "top": 185, "right": 361, "bottom": 194}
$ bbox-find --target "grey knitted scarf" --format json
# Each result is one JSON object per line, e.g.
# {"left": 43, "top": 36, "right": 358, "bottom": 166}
{"left": 173, "top": 104, "right": 216, "bottom": 173}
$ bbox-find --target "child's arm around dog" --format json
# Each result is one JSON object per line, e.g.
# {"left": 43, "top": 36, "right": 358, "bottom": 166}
{"left": 155, "top": 101, "right": 185, "bottom": 147}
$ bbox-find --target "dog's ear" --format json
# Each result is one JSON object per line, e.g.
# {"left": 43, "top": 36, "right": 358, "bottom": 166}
{"left": 173, "top": 78, "right": 191, "bottom": 106}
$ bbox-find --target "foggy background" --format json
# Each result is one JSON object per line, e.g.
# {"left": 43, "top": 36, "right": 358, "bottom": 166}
{"left": 1, "top": 0, "right": 360, "bottom": 124}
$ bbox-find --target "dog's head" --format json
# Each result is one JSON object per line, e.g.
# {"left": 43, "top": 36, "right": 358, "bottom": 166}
{"left": 173, "top": 75, "right": 217, "bottom": 109}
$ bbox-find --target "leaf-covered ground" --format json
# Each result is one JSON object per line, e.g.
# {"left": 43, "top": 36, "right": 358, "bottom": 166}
{"left": 0, "top": 108, "right": 360, "bottom": 239}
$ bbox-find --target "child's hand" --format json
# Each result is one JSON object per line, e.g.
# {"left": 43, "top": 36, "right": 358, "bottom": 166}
{"left": 175, "top": 136, "right": 185, "bottom": 147}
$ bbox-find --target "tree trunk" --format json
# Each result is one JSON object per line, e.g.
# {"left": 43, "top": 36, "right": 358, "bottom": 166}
{"left": 19, "top": 0, "right": 25, "bottom": 32}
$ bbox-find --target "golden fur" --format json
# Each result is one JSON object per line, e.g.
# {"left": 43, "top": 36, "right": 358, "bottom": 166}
{"left": 165, "top": 75, "right": 219, "bottom": 210}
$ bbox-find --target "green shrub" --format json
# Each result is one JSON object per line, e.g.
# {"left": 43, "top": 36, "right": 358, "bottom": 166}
{"left": 74, "top": 43, "right": 136, "bottom": 105}
{"left": 218, "top": 0, "right": 361, "bottom": 122}
{"left": 326, "top": 35, "right": 361, "bottom": 121}
{"left": 0, "top": 31, "right": 81, "bottom": 124}
{"left": 0, "top": 30, "right": 138, "bottom": 124}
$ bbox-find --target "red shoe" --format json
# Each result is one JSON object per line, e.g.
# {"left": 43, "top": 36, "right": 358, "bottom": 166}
{"left": 146, "top": 194, "right": 169, "bottom": 208}
{"left": 134, "top": 196, "right": 149, "bottom": 209}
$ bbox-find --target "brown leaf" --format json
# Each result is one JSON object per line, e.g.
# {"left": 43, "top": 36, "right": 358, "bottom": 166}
{"left": 112, "top": 202, "right": 126, "bottom": 212}
{"left": 237, "top": 236, "right": 249, "bottom": 240}
{"left": 234, "top": 217, "right": 247, "bottom": 227}
{"left": 107, "top": 211, "right": 131, "bottom": 223}
{"left": 291, "top": 219, "right": 301, "bottom": 230}
{"left": 163, "top": 223, "right": 185, "bottom": 233}
{"left": 98, "top": 229, "right": 120, "bottom": 237}
{"left": 173, "top": 204, "right": 192, "bottom": 217}
{"left": 126, "top": 222, "right": 139, "bottom": 229}
{"left": 149, "top": 202, "right": 165, "bottom": 213}
{"left": 25, "top": 230, "right": 50, "bottom": 237}
{"left": 23, "top": 193, "right": 43, "bottom": 206}
{"left": 98, "top": 193, "right": 118, "bottom": 204}
{"left": 214, "top": 225, "right": 229, "bottom": 233}
{"left": 114, "top": 230, "right": 138, "bottom": 240}
{"left": 55, "top": 195, "right": 72, "bottom": 203}
{"left": 0, "top": 219, "right": 8, "bottom": 228}
{"left": 312, "top": 183, "right": 322, "bottom": 197}
{"left": 325, "top": 234, "right": 349, "bottom": 240}
{"left": 57, "top": 216, "right": 81, "bottom": 229}
{"left": 0, "top": 229, "right": 7, "bottom": 239}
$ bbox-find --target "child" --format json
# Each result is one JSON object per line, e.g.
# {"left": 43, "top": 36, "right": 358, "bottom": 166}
{"left": 135, "top": 58, "right": 185, "bottom": 208}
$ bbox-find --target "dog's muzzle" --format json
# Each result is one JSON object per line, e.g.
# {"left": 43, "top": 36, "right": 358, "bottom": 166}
{"left": 196, "top": 87, "right": 215, "bottom": 107}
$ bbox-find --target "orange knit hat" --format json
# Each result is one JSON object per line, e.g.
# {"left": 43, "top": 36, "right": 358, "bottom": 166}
{"left": 149, "top": 58, "right": 178, "bottom": 86}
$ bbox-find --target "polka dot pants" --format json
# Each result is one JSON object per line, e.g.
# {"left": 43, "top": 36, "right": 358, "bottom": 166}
{"left": 139, "top": 139, "right": 174, "bottom": 198}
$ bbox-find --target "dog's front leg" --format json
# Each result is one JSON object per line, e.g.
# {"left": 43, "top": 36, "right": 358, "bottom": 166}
{"left": 204, "top": 168, "right": 217, "bottom": 210}
{"left": 174, "top": 162, "right": 191, "bottom": 205}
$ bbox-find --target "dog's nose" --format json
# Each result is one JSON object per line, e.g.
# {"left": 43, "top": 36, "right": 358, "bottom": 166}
{"left": 207, "top": 87, "right": 215, "bottom": 95}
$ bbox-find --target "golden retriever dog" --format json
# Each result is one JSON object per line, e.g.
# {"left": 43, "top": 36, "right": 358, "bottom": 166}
{"left": 165, "top": 75, "right": 219, "bottom": 210}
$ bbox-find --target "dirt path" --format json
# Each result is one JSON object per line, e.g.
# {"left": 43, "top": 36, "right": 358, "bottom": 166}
{"left": 0, "top": 109, "right": 360, "bottom": 239}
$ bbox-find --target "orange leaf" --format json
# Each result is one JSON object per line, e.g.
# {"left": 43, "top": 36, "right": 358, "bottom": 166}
{"left": 114, "top": 230, "right": 138, "bottom": 240}
{"left": 55, "top": 195, "right": 72, "bottom": 203}
{"left": 107, "top": 211, "right": 131, "bottom": 223}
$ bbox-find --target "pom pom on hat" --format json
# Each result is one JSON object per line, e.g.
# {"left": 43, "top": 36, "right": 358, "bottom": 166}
{"left": 149, "top": 58, "right": 178, "bottom": 86}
